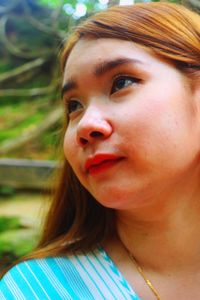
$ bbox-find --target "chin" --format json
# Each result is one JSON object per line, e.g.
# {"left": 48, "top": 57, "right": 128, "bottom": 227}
{"left": 94, "top": 184, "right": 158, "bottom": 210}
{"left": 94, "top": 190, "right": 137, "bottom": 210}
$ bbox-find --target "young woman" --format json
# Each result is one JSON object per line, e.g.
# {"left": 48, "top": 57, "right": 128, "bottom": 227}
{"left": 1, "top": 2, "right": 200, "bottom": 299}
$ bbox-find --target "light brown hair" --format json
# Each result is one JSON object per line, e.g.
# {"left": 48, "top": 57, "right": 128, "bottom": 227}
{"left": 29, "top": 2, "right": 200, "bottom": 259}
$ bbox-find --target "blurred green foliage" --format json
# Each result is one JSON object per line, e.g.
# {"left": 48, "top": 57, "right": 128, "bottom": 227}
{"left": 0, "top": 216, "right": 21, "bottom": 233}
{"left": 0, "top": 186, "right": 15, "bottom": 198}
{"left": 0, "top": 216, "right": 39, "bottom": 270}
{"left": 0, "top": 228, "right": 38, "bottom": 257}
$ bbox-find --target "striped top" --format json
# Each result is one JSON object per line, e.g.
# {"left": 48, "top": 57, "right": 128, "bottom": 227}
{"left": 0, "top": 247, "right": 140, "bottom": 300}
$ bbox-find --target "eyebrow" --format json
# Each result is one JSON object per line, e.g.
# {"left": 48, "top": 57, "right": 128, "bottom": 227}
{"left": 61, "top": 57, "right": 143, "bottom": 98}
{"left": 93, "top": 57, "right": 143, "bottom": 76}
{"left": 61, "top": 80, "right": 77, "bottom": 98}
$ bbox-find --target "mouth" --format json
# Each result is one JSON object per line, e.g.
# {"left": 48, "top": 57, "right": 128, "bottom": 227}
{"left": 85, "top": 154, "right": 124, "bottom": 175}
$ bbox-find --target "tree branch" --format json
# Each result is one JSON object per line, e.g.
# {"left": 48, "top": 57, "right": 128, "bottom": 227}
{"left": 0, "top": 58, "right": 46, "bottom": 83}
{"left": 0, "top": 0, "right": 21, "bottom": 15}
{"left": 22, "top": 0, "right": 64, "bottom": 39}
{"left": 0, "top": 16, "right": 54, "bottom": 59}
{"left": 0, "top": 107, "right": 63, "bottom": 155}
{"left": 0, "top": 82, "right": 59, "bottom": 97}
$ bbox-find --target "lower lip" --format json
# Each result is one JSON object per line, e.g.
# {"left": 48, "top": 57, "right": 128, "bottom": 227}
{"left": 88, "top": 158, "right": 123, "bottom": 176}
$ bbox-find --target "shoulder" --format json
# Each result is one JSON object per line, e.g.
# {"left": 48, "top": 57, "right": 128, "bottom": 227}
{"left": 0, "top": 257, "right": 76, "bottom": 300}
{"left": 0, "top": 249, "right": 140, "bottom": 300}
{"left": 0, "top": 251, "right": 106, "bottom": 300}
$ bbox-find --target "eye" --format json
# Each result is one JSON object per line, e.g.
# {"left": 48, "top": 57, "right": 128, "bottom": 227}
{"left": 111, "top": 76, "right": 140, "bottom": 94}
{"left": 66, "top": 99, "right": 83, "bottom": 115}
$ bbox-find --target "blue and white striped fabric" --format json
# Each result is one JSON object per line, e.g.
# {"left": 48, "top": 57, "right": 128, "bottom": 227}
{"left": 0, "top": 247, "right": 140, "bottom": 300}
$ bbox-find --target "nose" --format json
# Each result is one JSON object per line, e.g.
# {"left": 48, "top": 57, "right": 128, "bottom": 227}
{"left": 76, "top": 107, "right": 113, "bottom": 147}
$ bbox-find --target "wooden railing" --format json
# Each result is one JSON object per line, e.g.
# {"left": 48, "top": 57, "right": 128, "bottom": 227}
{"left": 0, "top": 158, "right": 58, "bottom": 190}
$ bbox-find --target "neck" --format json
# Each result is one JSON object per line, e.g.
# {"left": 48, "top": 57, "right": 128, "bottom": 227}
{"left": 116, "top": 176, "right": 200, "bottom": 274}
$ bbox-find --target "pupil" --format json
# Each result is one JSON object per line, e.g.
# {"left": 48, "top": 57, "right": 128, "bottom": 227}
{"left": 117, "top": 79, "right": 126, "bottom": 89}
{"left": 69, "top": 101, "right": 78, "bottom": 113}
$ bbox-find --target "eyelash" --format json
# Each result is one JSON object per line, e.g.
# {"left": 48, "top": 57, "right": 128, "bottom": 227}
{"left": 65, "top": 75, "right": 141, "bottom": 116}
{"left": 66, "top": 99, "right": 83, "bottom": 115}
{"left": 111, "top": 75, "right": 141, "bottom": 95}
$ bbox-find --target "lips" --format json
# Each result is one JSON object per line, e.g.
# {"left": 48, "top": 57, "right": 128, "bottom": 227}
{"left": 85, "top": 154, "right": 123, "bottom": 175}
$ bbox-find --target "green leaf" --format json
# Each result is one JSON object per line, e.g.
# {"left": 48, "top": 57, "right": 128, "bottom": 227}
{"left": 0, "top": 216, "right": 21, "bottom": 233}
{"left": 0, "top": 229, "right": 38, "bottom": 257}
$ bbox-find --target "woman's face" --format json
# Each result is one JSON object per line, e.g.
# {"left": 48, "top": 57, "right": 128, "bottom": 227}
{"left": 62, "top": 38, "right": 200, "bottom": 210}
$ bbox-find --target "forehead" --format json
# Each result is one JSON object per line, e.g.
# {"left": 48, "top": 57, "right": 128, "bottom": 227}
{"left": 63, "top": 38, "right": 154, "bottom": 80}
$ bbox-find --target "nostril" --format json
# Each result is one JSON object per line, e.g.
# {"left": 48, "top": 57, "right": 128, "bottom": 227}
{"left": 80, "top": 137, "right": 88, "bottom": 145}
{"left": 90, "top": 131, "right": 103, "bottom": 138}
{"left": 78, "top": 130, "right": 106, "bottom": 146}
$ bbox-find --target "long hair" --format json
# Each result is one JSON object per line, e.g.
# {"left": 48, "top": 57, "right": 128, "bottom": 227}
{"left": 28, "top": 2, "right": 200, "bottom": 259}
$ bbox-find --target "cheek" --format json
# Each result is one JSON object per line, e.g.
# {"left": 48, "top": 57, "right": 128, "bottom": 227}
{"left": 63, "top": 131, "right": 87, "bottom": 187}
{"left": 120, "top": 98, "right": 187, "bottom": 163}
{"left": 63, "top": 129, "right": 77, "bottom": 165}
{"left": 121, "top": 99, "right": 167, "bottom": 144}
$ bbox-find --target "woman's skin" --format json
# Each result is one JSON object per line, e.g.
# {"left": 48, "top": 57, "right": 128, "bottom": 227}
{"left": 62, "top": 38, "right": 200, "bottom": 299}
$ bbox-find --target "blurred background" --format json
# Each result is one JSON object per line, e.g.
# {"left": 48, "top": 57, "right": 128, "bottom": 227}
{"left": 0, "top": 0, "right": 199, "bottom": 272}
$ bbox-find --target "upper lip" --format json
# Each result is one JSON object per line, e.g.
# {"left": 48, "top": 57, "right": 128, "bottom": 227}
{"left": 85, "top": 153, "right": 123, "bottom": 172}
